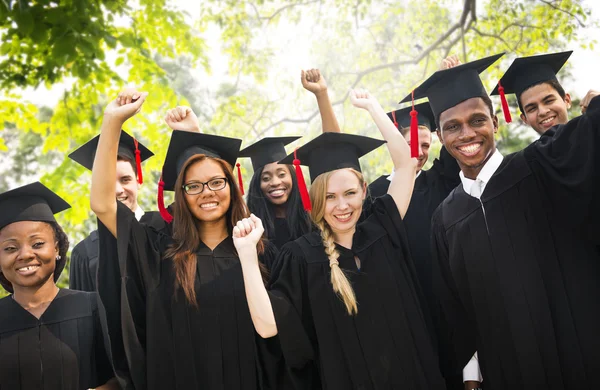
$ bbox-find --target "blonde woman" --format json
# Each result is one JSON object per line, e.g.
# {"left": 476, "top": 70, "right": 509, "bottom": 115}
{"left": 232, "top": 90, "right": 447, "bottom": 389}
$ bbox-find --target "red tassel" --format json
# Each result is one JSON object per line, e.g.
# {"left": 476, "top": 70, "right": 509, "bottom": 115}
{"left": 391, "top": 110, "right": 399, "bottom": 129}
{"left": 157, "top": 175, "right": 173, "bottom": 223}
{"left": 134, "top": 138, "right": 143, "bottom": 184}
{"left": 410, "top": 90, "right": 419, "bottom": 158}
{"left": 293, "top": 148, "right": 312, "bottom": 211}
{"left": 236, "top": 163, "right": 244, "bottom": 195}
{"left": 498, "top": 81, "right": 512, "bottom": 123}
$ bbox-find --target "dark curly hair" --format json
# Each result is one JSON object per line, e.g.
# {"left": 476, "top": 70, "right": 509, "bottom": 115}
{"left": 0, "top": 221, "right": 69, "bottom": 293}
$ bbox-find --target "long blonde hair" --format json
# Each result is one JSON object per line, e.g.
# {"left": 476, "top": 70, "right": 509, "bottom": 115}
{"left": 309, "top": 168, "right": 365, "bottom": 315}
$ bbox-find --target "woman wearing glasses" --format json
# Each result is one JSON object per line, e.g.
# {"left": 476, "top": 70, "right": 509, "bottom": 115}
{"left": 90, "top": 91, "right": 280, "bottom": 390}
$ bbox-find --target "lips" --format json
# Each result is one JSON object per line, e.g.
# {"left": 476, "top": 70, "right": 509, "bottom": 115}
{"left": 539, "top": 115, "right": 556, "bottom": 127}
{"left": 457, "top": 142, "right": 482, "bottom": 157}
{"left": 16, "top": 264, "right": 41, "bottom": 276}
{"left": 333, "top": 212, "right": 352, "bottom": 223}
{"left": 268, "top": 188, "right": 286, "bottom": 198}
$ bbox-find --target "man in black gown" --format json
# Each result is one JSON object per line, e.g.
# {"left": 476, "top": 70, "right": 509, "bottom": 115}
{"left": 406, "top": 52, "right": 600, "bottom": 390}
{"left": 68, "top": 131, "right": 164, "bottom": 291}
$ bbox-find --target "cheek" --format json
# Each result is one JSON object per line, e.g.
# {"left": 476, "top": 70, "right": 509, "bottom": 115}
{"left": 260, "top": 181, "right": 270, "bottom": 196}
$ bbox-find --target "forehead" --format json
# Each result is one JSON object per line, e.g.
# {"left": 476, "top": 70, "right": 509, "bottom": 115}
{"left": 519, "top": 83, "right": 560, "bottom": 105}
{"left": 326, "top": 169, "right": 360, "bottom": 192}
{"left": 116, "top": 159, "right": 135, "bottom": 176}
{"left": 261, "top": 162, "right": 289, "bottom": 175}
{"left": 439, "top": 97, "right": 489, "bottom": 126}
{"left": 0, "top": 221, "right": 53, "bottom": 239}
{"left": 185, "top": 158, "right": 226, "bottom": 181}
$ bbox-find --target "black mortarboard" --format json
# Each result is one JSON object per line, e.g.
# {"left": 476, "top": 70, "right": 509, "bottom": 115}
{"left": 387, "top": 101, "right": 436, "bottom": 131}
{"left": 279, "top": 133, "right": 385, "bottom": 181}
{"left": 68, "top": 130, "right": 154, "bottom": 172}
{"left": 239, "top": 136, "right": 302, "bottom": 171}
{"left": 0, "top": 182, "right": 71, "bottom": 292}
{"left": 161, "top": 131, "right": 242, "bottom": 191}
{"left": 400, "top": 53, "right": 504, "bottom": 122}
{"left": 0, "top": 182, "right": 70, "bottom": 231}
{"left": 490, "top": 51, "right": 572, "bottom": 99}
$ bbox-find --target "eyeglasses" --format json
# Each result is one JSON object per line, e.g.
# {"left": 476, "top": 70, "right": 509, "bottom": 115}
{"left": 182, "top": 177, "right": 228, "bottom": 195}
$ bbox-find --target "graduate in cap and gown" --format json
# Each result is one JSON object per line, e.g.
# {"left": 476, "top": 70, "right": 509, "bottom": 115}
{"left": 413, "top": 52, "right": 600, "bottom": 389}
{"left": 68, "top": 131, "right": 164, "bottom": 292}
{"left": 90, "top": 89, "right": 280, "bottom": 390}
{"left": 239, "top": 136, "right": 313, "bottom": 250}
{"left": 232, "top": 89, "right": 448, "bottom": 390}
{"left": 490, "top": 50, "right": 599, "bottom": 134}
{"left": 0, "top": 182, "right": 116, "bottom": 389}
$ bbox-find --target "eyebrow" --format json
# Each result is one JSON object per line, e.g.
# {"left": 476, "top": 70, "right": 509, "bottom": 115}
{"left": 1, "top": 233, "right": 44, "bottom": 243}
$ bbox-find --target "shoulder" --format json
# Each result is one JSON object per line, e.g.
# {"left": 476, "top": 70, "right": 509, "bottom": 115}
{"left": 72, "top": 233, "right": 97, "bottom": 256}
{"left": 280, "top": 232, "right": 327, "bottom": 264}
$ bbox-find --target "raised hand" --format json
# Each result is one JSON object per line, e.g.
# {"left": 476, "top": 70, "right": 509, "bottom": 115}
{"left": 232, "top": 214, "right": 264, "bottom": 254}
{"left": 349, "top": 89, "right": 378, "bottom": 111}
{"left": 164, "top": 106, "right": 201, "bottom": 132}
{"left": 580, "top": 89, "right": 599, "bottom": 114}
{"left": 440, "top": 54, "right": 461, "bottom": 70}
{"left": 104, "top": 88, "right": 148, "bottom": 123}
{"left": 301, "top": 69, "right": 328, "bottom": 95}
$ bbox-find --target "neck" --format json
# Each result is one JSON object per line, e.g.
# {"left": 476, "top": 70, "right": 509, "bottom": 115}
{"left": 332, "top": 226, "right": 355, "bottom": 250}
{"left": 197, "top": 217, "right": 229, "bottom": 250}
{"left": 129, "top": 201, "right": 139, "bottom": 213}
{"left": 273, "top": 203, "right": 286, "bottom": 218}
{"left": 12, "top": 276, "right": 59, "bottom": 310}
{"left": 460, "top": 148, "right": 496, "bottom": 180}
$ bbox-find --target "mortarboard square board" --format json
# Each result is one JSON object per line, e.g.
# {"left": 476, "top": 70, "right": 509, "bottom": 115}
{"left": 68, "top": 130, "right": 154, "bottom": 171}
{"left": 387, "top": 101, "right": 437, "bottom": 131}
{"left": 279, "top": 132, "right": 386, "bottom": 182}
{"left": 490, "top": 50, "right": 573, "bottom": 99}
{"left": 239, "top": 136, "right": 302, "bottom": 171}
{"left": 400, "top": 53, "right": 504, "bottom": 121}
{"left": 161, "top": 130, "right": 242, "bottom": 191}
{"left": 0, "top": 182, "right": 71, "bottom": 231}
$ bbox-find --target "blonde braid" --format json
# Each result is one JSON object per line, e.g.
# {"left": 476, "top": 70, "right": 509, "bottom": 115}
{"left": 317, "top": 221, "right": 358, "bottom": 315}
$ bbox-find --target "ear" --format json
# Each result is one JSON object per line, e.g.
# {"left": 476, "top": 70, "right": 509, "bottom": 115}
{"left": 361, "top": 181, "right": 367, "bottom": 200}
{"left": 492, "top": 114, "right": 499, "bottom": 134}
{"left": 520, "top": 112, "right": 529, "bottom": 125}
{"left": 564, "top": 93, "right": 572, "bottom": 108}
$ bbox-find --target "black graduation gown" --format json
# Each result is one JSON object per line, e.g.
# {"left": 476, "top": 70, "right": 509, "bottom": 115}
{"left": 96, "top": 202, "right": 280, "bottom": 390}
{"left": 271, "top": 217, "right": 292, "bottom": 250}
{"left": 0, "top": 289, "right": 113, "bottom": 390}
{"left": 268, "top": 194, "right": 447, "bottom": 390}
{"left": 431, "top": 96, "right": 600, "bottom": 389}
{"left": 69, "top": 211, "right": 166, "bottom": 291}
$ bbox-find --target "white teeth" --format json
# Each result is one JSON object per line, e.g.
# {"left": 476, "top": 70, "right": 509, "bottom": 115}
{"left": 335, "top": 213, "right": 352, "bottom": 220}
{"left": 459, "top": 144, "right": 480, "bottom": 154}
{"left": 270, "top": 189, "right": 285, "bottom": 196}
{"left": 541, "top": 116, "right": 555, "bottom": 124}
{"left": 200, "top": 202, "right": 218, "bottom": 209}
{"left": 17, "top": 265, "right": 39, "bottom": 272}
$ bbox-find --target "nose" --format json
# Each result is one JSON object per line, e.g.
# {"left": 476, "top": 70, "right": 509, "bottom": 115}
{"left": 17, "top": 245, "right": 35, "bottom": 261}
{"left": 539, "top": 104, "right": 551, "bottom": 117}
{"left": 458, "top": 124, "right": 477, "bottom": 140}
{"left": 336, "top": 198, "right": 350, "bottom": 211}
{"left": 418, "top": 144, "right": 425, "bottom": 158}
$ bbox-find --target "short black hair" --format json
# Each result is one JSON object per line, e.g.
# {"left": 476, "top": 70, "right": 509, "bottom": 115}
{"left": 435, "top": 95, "right": 494, "bottom": 129}
{"left": 516, "top": 79, "right": 566, "bottom": 113}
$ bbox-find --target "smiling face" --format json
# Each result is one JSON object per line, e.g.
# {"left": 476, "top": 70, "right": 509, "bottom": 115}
{"left": 403, "top": 127, "right": 432, "bottom": 173}
{"left": 437, "top": 97, "right": 498, "bottom": 180}
{"left": 259, "top": 162, "right": 293, "bottom": 206}
{"left": 519, "top": 82, "right": 571, "bottom": 134}
{"left": 0, "top": 221, "right": 58, "bottom": 290}
{"left": 322, "top": 169, "right": 367, "bottom": 236}
{"left": 115, "top": 159, "right": 140, "bottom": 212}
{"left": 183, "top": 158, "right": 231, "bottom": 224}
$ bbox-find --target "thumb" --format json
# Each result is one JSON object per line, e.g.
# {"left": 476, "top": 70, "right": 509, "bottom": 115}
{"left": 133, "top": 92, "right": 148, "bottom": 108}
{"left": 232, "top": 226, "right": 241, "bottom": 238}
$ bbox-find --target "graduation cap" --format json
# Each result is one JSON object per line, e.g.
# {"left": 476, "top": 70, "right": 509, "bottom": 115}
{"left": 239, "top": 136, "right": 302, "bottom": 171}
{"left": 0, "top": 182, "right": 71, "bottom": 292}
{"left": 400, "top": 53, "right": 504, "bottom": 126}
{"left": 68, "top": 130, "right": 154, "bottom": 184}
{"left": 491, "top": 51, "right": 572, "bottom": 122}
{"left": 387, "top": 101, "right": 436, "bottom": 131}
{"left": 279, "top": 132, "right": 386, "bottom": 211}
{"left": 158, "top": 131, "right": 243, "bottom": 222}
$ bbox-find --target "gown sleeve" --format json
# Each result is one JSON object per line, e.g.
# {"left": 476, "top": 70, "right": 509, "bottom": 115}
{"left": 96, "top": 201, "right": 165, "bottom": 390}
{"left": 527, "top": 95, "right": 600, "bottom": 242}
{"left": 431, "top": 146, "right": 462, "bottom": 194}
{"left": 429, "top": 209, "right": 477, "bottom": 380}
{"left": 258, "top": 239, "right": 280, "bottom": 273}
{"left": 267, "top": 243, "right": 320, "bottom": 387}
{"left": 69, "top": 242, "right": 92, "bottom": 291}
{"left": 368, "top": 193, "right": 409, "bottom": 249}
{"left": 90, "top": 291, "right": 117, "bottom": 388}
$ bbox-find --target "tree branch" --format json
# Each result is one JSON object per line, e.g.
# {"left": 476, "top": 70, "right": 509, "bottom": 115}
{"left": 539, "top": 0, "right": 586, "bottom": 27}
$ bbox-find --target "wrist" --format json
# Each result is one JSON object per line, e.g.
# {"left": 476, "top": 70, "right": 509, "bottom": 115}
{"left": 314, "top": 89, "right": 329, "bottom": 98}
{"left": 102, "top": 113, "right": 126, "bottom": 126}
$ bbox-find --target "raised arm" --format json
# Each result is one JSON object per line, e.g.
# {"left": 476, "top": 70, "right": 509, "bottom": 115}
{"left": 302, "top": 69, "right": 341, "bottom": 133}
{"left": 233, "top": 214, "right": 278, "bottom": 338}
{"left": 350, "top": 89, "right": 417, "bottom": 217}
{"left": 90, "top": 89, "right": 148, "bottom": 236}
